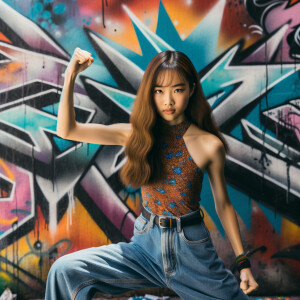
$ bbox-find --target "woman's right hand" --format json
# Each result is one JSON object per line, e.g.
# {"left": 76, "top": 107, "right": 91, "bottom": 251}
{"left": 65, "top": 47, "right": 94, "bottom": 78}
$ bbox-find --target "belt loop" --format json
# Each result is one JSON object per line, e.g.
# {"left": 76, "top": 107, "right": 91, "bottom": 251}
{"left": 199, "top": 207, "right": 204, "bottom": 219}
{"left": 176, "top": 217, "right": 182, "bottom": 233}
{"left": 149, "top": 213, "right": 155, "bottom": 228}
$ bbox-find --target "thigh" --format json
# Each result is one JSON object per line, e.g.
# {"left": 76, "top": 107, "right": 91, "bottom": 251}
{"left": 46, "top": 215, "right": 166, "bottom": 300}
{"left": 73, "top": 242, "right": 165, "bottom": 299}
{"left": 171, "top": 220, "right": 250, "bottom": 300}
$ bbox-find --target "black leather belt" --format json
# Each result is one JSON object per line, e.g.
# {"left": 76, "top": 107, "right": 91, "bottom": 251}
{"left": 142, "top": 205, "right": 204, "bottom": 229}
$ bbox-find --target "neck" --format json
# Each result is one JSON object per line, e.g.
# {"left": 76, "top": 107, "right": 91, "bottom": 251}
{"left": 161, "top": 116, "right": 187, "bottom": 126}
{"left": 160, "top": 119, "right": 190, "bottom": 132}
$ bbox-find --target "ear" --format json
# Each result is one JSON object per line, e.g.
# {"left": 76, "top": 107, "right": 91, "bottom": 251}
{"left": 189, "top": 82, "right": 195, "bottom": 97}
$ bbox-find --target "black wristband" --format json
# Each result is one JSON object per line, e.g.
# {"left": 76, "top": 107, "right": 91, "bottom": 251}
{"left": 236, "top": 258, "right": 251, "bottom": 273}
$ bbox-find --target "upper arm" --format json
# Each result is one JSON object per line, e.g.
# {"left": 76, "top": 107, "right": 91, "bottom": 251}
{"left": 206, "top": 137, "right": 230, "bottom": 210}
{"left": 57, "top": 122, "right": 132, "bottom": 146}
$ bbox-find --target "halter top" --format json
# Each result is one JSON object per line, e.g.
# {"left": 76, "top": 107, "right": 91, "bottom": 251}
{"left": 141, "top": 119, "right": 203, "bottom": 216}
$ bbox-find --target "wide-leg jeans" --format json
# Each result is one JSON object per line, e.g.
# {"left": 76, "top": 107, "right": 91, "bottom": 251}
{"left": 45, "top": 209, "right": 250, "bottom": 300}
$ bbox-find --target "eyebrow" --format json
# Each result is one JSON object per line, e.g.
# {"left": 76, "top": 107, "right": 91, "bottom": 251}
{"left": 154, "top": 82, "right": 186, "bottom": 88}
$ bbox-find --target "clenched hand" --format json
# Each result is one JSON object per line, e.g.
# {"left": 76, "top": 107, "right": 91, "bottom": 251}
{"left": 65, "top": 47, "right": 94, "bottom": 78}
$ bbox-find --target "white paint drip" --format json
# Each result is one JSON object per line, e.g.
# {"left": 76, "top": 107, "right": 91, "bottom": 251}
{"left": 67, "top": 187, "right": 76, "bottom": 231}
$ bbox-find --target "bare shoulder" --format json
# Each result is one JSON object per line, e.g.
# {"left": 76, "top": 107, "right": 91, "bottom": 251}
{"left": 188, "top": 124, "right": 223, "bottom": 147}
{"left": 185, "top": 123, "right": 225, "bottom": 165}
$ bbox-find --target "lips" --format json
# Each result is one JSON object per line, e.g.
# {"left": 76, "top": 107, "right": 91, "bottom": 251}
{"left": 164, "top": 110, "right": 175, "bottom": 114}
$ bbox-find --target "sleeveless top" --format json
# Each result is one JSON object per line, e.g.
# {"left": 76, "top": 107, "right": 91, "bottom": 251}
{"left": 141, "top": 119, "right": 204, "bottom": 216}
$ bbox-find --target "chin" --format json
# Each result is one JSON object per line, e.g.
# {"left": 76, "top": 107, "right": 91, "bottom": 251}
{"left": 162, "top": 115, "right": 176, "bottom": 121}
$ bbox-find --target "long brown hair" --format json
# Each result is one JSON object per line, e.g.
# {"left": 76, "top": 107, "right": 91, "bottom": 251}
{"left": 120, "top": 50, "right": 228, "bottom": 188}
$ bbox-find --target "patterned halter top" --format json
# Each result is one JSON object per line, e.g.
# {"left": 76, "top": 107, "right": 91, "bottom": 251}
{"left": 141, "top": 119, "right": 204, "bottom": 216}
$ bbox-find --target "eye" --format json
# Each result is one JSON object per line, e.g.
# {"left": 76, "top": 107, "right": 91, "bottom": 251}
{"left": 154, "top": 89, "right": 162, "bottom": 94}
{"left": 175, "top": 88, "right": 184, "bottom": 93}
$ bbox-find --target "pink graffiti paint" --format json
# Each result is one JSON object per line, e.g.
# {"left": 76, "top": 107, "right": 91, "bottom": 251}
{"left": 0, "top": 159, "right": 33, "bottom": 235}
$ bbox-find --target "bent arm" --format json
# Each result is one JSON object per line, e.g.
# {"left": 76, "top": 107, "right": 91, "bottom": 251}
{"left": 207, "top": 141, "right": 260, "bottom": 293}
{"left": 206, "top": 140, "right": 245, "bottom": 257}
{"left": 64, "top": 122, "right": 132, "bottom": 146}
{"left": 56, "top": 72, "right": 131, "bottom": 146}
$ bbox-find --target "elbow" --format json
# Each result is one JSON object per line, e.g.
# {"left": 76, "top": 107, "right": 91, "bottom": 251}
{"left": 56, "top": 131, "right": 66, "bottom": 139}
{"left": 56, "top": 122, "right": 76, "bottom": 139}
{"left": 56, "top": 127, "right": 69, "bottom": 139}
{"left": 215, "top": 199, "right": 232, "bottom": 215}
{"left": 56, "top": 121, "right": 65, "bottom": 138}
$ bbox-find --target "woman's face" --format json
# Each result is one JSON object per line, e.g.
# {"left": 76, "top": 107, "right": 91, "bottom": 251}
{"left": 153, "top": 69, "right": 194, "bottom": 125}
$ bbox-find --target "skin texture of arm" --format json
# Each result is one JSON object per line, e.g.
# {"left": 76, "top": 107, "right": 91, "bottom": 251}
{"left": 56, "top": 72, "right": 77, "bottom": 138}
{"left": 56, "top": 48, "right": 132, "bottom": 146}
{"left": 206, "top": 136, "right": 259, "bottom": 295}
{"left": 206, "top": 138, "right": 244, "bottom": 256}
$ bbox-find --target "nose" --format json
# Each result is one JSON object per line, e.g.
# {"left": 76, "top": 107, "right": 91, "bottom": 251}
{"left": 164, "top": 91, "right": 174, "bottom": 107}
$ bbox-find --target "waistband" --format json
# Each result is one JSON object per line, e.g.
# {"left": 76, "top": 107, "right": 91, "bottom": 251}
{"left": 141, "top": 206, "right": 204, "bottom": 233}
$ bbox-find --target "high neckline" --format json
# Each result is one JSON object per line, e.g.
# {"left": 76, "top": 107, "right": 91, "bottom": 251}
{"left": 162, "top": 119, "right": 190, "bottom": 129}
{"left": 160, "top": 119, "right": 191, "bottom": 137}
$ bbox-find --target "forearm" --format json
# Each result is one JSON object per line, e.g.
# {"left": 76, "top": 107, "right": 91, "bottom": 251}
{"left": 57, "top": 72, "right": 77, "bottom": 138}
{"left": 216, "top": 202, "right": 245, "bottom": 257}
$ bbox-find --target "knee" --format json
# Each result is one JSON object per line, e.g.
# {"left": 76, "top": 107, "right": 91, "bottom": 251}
{"left": 45, "top": 254, "right": 80, "bottom": 299}
{"left": 48, "top": 253, "right": 77, "bottom": 278}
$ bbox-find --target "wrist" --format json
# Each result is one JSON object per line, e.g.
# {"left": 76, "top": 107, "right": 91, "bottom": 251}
{"left": 235, "top": 252, "right": 251, "bottom": 273}
{"left": 64, "top": 70, "right": 77, "bottom": 82}
{"left": 240, "top": 267, "right": 251, "bottom": 272}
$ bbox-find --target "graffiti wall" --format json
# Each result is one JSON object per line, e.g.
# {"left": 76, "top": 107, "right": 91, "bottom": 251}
{"left": 0, "top": 0, "right": 299, "bottom": 298}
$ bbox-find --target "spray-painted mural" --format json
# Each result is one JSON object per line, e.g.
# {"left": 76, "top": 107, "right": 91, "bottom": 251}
{"left": 0, "top": 0, "right": 299, "bottom": 298}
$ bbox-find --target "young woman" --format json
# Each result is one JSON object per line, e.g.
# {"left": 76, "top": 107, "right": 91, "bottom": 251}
{"left": 45, "top": 48, "right": 259, "bottom": 299}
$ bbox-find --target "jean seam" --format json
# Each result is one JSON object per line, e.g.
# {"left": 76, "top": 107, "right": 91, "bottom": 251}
{"left": 138, "top": 215, "right": 147, "bottom": 225}
{"left": 162, "top": 229, "right": 177, "bottom": 276}
{"left": 134, "top": 219, "right": 151, "bottom": 234}
{"left": 179, "top": 227, "right": 210, "bottom": 244}
{"left": 72, "top": 278, "right": 150, "bottom": 300}
{"left": 161, "top": 229, "right": 168, "bottom": 276}
{"left": 169, "top": 229, "right": 177, "bottom": 274}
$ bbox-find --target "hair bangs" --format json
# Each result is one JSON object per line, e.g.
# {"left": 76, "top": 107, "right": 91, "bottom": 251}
{"left": 153, "top": 67, "right": 187, "bottom": 89}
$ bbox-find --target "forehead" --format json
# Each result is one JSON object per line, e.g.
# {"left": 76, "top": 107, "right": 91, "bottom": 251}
{"left": 154, "top": 69, "right": 187, "bottom": 87}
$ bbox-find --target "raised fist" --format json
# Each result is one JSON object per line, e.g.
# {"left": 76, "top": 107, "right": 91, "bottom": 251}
{"left": 65, "top": 47, "right": 94, "bottom": 77}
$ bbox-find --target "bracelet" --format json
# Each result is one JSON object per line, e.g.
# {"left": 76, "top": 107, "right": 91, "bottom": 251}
{"left": 235, "top": 252, "right": 251, "bottom": 273}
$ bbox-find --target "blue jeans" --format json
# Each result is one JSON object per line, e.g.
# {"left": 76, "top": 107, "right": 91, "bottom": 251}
{"left": 45, "top": 208, "right": 250, "bottom": 300}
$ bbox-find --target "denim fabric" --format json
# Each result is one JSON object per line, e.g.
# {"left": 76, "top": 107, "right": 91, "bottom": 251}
{"left": 45, "top": 209, "right": 250, "bottom": 300}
